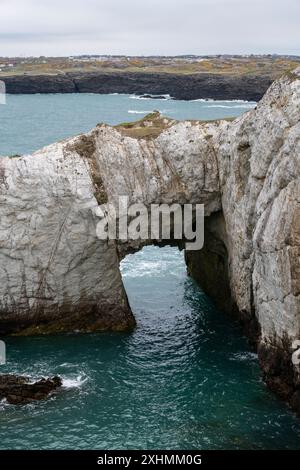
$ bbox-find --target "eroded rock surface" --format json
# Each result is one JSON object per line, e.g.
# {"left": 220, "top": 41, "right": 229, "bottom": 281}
{"left": 0, "top": 69, "right": 299, "bottom": 412}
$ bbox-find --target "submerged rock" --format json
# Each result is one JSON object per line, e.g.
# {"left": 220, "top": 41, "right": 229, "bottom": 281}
{"left": 139, "top": 94, "right": 169, "bottom": 99}
{"left": 0, "top": 375, "right": 62, "bottom": 405}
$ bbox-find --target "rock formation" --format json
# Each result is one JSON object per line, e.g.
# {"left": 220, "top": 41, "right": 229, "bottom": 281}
{"left": 0, "top": 375, "right": 62, "bottom": 404}
{"left": 3, "top": 71, "right": 273, "bottom": 101}
{"left": 0, "top": 69, "right": 299, "bottom": 413}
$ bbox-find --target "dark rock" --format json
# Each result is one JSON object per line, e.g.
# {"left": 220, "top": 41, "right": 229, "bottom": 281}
{"left": 2, "top": 72, "right": 274, "bottom": 101}
{"left": 0, "top": 374, "right": 62, "bottom": 405}
{"left": 139, "top": 94, "right": 168, "bottom": 99}
{"left": 3, "top": 74, "right": 76, "bottom": 94}
{"left": 185, "top": 211, "right": 260, "bottom": 347}
{"left": 258, "top": 340, "right": 300, "bottom": 416}
{"left": 291, "top": 391, "right": 300, "bottom": 412}
{"left": 0, "top": 300, "right": 135, "bottom": 336}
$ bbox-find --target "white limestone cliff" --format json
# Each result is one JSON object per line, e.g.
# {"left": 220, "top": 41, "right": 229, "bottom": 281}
{"left": 0, "top": 69, "right": 299, "bottom": 411}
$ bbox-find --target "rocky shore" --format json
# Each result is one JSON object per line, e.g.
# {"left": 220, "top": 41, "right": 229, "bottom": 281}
{"left": 0, "top": 375, "right": 62, "bottom": 404}
{"left": 2, "top": 71, "right": 273, "bottom": 101}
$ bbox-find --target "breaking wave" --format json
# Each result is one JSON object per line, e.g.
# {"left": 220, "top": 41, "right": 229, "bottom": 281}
{"left": 62, "top": 374, "right": 88, "bottom": 389}
{"left": 203, "top": 104, "right": 256, "bottom": 109}
{"left": 128, "top": 110, "right": 152, "bottom": 114}
{"left": 129, "top": 94, "right": 172, "bottom": 100}
{"left": 229, "top": 352, "right": 258, "bottom": 362}
{"left": 128, "top": 109, "right": 171, "bottom": 115}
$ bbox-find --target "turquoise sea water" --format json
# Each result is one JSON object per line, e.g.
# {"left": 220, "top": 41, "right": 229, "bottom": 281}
{"left": 0, "top": 93, "right": 256, "bottom": 155}
{"left": 0, "top": 94, "right": 300, "bottom": 449}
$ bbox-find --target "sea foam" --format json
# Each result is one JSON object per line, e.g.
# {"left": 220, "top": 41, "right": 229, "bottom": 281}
{"left": 62, "top": 374, "right": 88, "bottom": 389}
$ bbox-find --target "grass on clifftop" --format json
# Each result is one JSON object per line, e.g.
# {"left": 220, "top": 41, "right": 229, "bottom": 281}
{"left": 114, "top": 112, "right": 238, "bottom": 140}
{"left": 115, "top": 111, "right": 176, "bottom": 139}
{"left": 1, "top": 56, "right": 299, "bottom": 78}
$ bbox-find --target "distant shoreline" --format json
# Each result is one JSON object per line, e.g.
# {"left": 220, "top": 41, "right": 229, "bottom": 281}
{"left": 1, "top": 72, "right": 274, "bottom": 101}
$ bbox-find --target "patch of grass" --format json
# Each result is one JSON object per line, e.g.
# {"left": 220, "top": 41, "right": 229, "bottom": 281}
{"left": 2, "top": 57, "right": 299, "bottom": 78}
{"left": 72, "top": 135, "right": 96, "bottom": 159}
{"left": 118, "top": 126, "right": 168, "bottom": 140}
{"left": 115, "top": 112, "right": 238, "bottom": 140}
{"left": 115, "top": 111, "right": 176, "bottom": 140}
{"left": 285, "top": 70, "right": 300, "bottom": 82}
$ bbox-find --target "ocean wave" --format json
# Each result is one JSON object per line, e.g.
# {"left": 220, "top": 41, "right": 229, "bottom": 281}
{"left": 191, "top": 98, "right": 256, "bottom": 104}
{"left": 127, "top": 110, "right": 152, "bottom": 114}
{"left": 129, "top": 94, "right": 172, "bottom": 100}
{"left": 229, "top": 352, "right": 258, "bottom": 362}
{"left": 128, "top": 109, "right": 170, "bottom": 114}
{"left": 122, "top": 260, "right": 164, "bottom": 278}
{"left": 230, "top": 99, "right": 256, "bottom": 103}
{"left": 191, "top": 98, "right": 215, "bottom": 102}
{"left": 203, "top": 104, "right": 256, "bottom": 109}
{"left": 129, "top": 96, "right": 149, "bottom": 100}
{"left": 0, "top": 398, "right": 9, "bottom": 409}
{"left": 62, "top": 374, "right": 88, "bottom": 389}
{"left": 121, "top": 252, "right": 183, "bottom": 278}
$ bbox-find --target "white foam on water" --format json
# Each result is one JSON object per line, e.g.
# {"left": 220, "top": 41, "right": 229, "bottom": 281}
{"left": 62, "top": 374, "right": 88, "bottom": 389}
{"left": 191, "top": 98, "right": 214, "bottom": 102}
{"left": 0, "top": 398, "right": 9, "bottom": 409}
{"left": 122, "top": 259, "right": 164, "bottom": 278}
{"left": 129, "top": 94, "right": 172, "bottom": 100}
{"left": 129, "top": 95, "right": 149, "bottom": 100}
{"left": 121, "top": 248, "right": 183, "bottom": 279}
{"left": 128, "top": 110, "right": 152, "bottom": 114}
{"left": 221, "top": 99, "right": 256, "bottom": 104}
{"left": 127, "top": 109, "right": 170, "bottom": 115}
{"left": 203, "top": 104, "right": 256, "bottom": 109}
{"left": 191, "top": 98, "right": 255, "bottom": 104}
{"left": 229, "top": 352, "right": 258, "bottom": 362}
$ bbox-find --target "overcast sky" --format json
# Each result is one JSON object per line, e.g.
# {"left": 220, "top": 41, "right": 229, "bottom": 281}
{"left": 0, "top": 0, "right": 299, "bottom": 57}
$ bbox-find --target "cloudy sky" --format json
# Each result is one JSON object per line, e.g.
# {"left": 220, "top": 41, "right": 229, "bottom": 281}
{"left": 0, "top": 0, "right": 299, "bottom": 57}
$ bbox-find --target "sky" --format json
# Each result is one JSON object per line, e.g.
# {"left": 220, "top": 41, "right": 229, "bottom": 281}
{"left": 0, "top": 0, "right": 299, "bottom": 57}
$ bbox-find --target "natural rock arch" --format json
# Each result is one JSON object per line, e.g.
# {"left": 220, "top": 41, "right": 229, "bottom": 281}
{"left": 0, "top": 69, "right": 299, "bottom": 412}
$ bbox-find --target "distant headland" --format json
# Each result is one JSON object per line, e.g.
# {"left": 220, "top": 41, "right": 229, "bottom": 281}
{"left": 1, "top": 54, "right": 299, "bottom": 101}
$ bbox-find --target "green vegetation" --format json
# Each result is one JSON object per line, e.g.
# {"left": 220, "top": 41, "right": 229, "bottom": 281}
{"left": 0, "top": 55, "right": 299, "bottom": 78}
{"left": 114, "top": 112, "right": 239, "bottom": 140}
{"left": 71, "top": 135, "right": 108, "bottom": 204}
{"left": 285, "top": 70, "right": 300, "bottom": 82}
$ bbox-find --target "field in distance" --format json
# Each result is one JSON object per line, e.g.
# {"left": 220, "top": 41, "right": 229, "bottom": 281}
{"left": 0, "top": 54, "right": 299, "bottom": 77}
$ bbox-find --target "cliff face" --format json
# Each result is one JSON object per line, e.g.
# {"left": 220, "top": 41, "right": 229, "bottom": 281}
{"left": 0, "top": 143, "right": 134, "bottom": 334}
{"left": 2, "top": 74, "right": 75, "bottom": 94}
{"left": 187, "top": 69, "right": 300, "bottom": 410}
{"left": 0, "top": 69, "right": 299, "bottom": 412}
{"left": 0, "top": 114, "right": 220, "bottom": 334}
{"left": 217, "top": 71, "right": 300, "bottom": 344}
{"left": 3, "top": 72, "right": 273, "bottom": 101}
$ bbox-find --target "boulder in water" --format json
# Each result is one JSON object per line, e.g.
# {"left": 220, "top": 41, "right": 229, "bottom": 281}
{"left": 0, "top": 374, "right": 62, "bottom": 405}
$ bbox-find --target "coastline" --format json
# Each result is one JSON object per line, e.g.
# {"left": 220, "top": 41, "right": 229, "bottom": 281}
{"left": 1, "top": 71, "right": 274, "bottom": 101}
